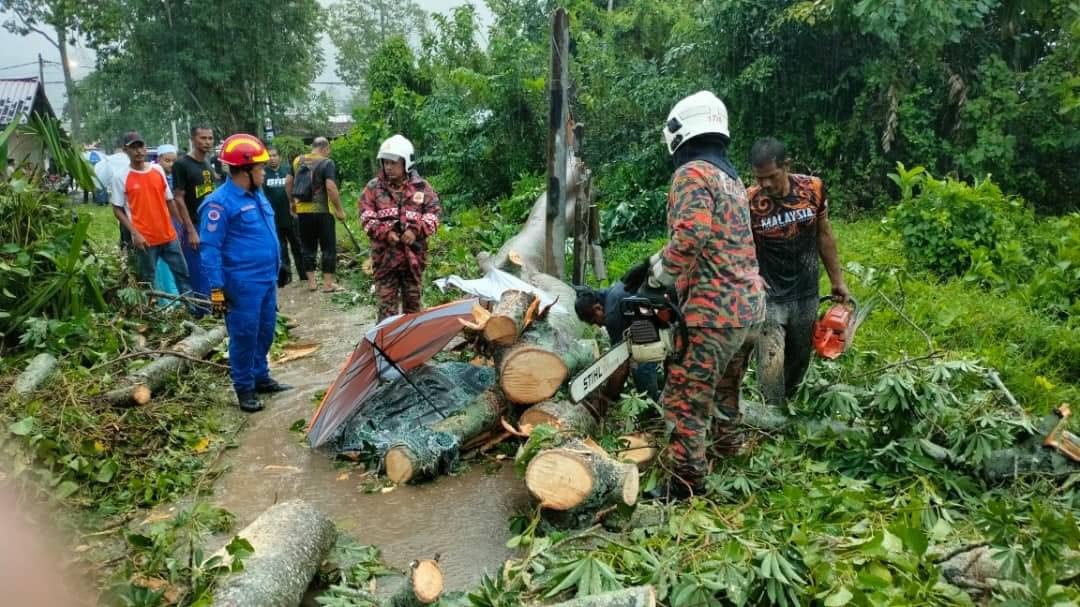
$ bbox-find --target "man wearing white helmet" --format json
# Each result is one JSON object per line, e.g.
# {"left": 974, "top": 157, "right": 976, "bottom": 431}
{"left": 359, "top": 134, "right": 441, "bottom": 320}
{"left": 623, "top": 91, "right": 765, "bottom": 498}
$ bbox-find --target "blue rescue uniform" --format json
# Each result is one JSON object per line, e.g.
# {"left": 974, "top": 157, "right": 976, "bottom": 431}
{"left": 198, "top": 179, "right": 281, "bottom": 394}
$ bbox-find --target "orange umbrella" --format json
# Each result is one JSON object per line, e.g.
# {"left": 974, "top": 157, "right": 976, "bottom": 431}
{"left": 306, "top": 298, "right": 479, "bottom": 448}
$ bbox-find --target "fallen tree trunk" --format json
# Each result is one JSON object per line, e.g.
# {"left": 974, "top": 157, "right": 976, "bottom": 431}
{"left": 935, "top": 544, "right": 1080, "bottom": 593}
{"left": 384, "top": 390, "right": 504, "bottom": 483}
{"left": 519, "top": 400, "right": 597, "bottom": 435}
{"left": 104, "top": 324, "right": 228, "bottom": 406}
{"left": 489, "top": 156, "right": 583, "bottom": 275}
{"left": 385, "top": 558, "right": 444, "bottom": 607}
{"left": 212, "top": 499, "right": 336, "bottom": 607}
{"left": 542, "top": 586, "right": 656, "bottom": 607}
{"left": 525, "top": 437, "right": 639, "bottom": 522}
{"left": 484, "top": 290, "right": 537, "bottom": 346}
{"left": 12, "top": 352, "right": 58, "bottom": 396}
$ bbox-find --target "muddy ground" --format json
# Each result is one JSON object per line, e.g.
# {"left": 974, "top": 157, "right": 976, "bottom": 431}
{"left": 205, "top": 284, "right": 528, "bottom": 590}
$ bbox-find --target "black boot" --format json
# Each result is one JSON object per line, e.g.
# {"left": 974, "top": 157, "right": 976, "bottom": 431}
{"left": 236, "top": 390, "right": 264, "bottom": 413}
{"left": 255, "top": 378, "right": 293, "bottom": 393}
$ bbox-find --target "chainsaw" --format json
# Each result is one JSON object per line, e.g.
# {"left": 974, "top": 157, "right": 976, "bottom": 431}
{"left": 569, "top": 295, "right": 684, "bottom": 403}
{"left": 812, "top": 295, "right": 869, "bottom": 359}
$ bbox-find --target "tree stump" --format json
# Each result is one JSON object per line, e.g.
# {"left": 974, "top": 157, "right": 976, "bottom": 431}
{"left": 385, "top": 558, "right": 444, "bottom": 606}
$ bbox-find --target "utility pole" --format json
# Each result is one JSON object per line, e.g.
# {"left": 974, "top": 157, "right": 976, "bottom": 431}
{"left": 37, "top": 54, "right": 45, "bottom": 86}
{"left": 544, "top": 8, "right": 570, "bottom": 277}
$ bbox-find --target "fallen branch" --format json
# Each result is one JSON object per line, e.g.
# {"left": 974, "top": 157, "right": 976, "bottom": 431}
{"left": 102, "top": 325, "right": 228, "bottom": 406}
{"left": 92, "top": 349, "right": 230, "bottom": 372}
{"left": 541, "top": 585, "right": 656, "bottom": 607}
{"left": 11, "top": 352, "right": 58, "bottom": 395}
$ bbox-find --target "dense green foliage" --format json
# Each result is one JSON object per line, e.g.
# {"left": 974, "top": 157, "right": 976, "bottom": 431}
{"left": 77, "top": 0, "right": 324, "bottom": 143}
{"left": 330, "top": 0, "right": 1079, "bottom": 222}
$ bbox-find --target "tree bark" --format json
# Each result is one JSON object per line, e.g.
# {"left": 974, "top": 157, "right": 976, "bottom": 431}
{"left": 12, "top": 352, "right": 57, "bottom": 396}
{"left": 212, "top": 500, "right": 336, "bottom": 607}
{"left": 484, "top": 290, "right": 537, "bottom": 346}
{"left": 542, "top": 586, "right": 656, "bottom": 607}
{"left": 519, "top": 400, "right": 597, "bottom": 436}
{"left": 525, "top": 437, "right": 639, "bottom": 516}
{"left": 103, "top": 325, "right": 228, "bottom": 406}
{"left": 55, "top": 25, "right": 80, "bottom": 142}
{"left": 384, "top": 390, "right": 504, "bottom": 484}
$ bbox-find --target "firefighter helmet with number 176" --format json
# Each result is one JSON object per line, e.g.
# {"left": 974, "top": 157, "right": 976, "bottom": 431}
{"left": 662, "top": 91, "right": 730, "bottom": 155}
{"left": 219, "top": 133, "right": 270, "bottom": 167}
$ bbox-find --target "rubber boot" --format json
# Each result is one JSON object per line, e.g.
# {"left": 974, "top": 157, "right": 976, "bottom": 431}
{"left": 236, "top": 390, "right": 264, "bottom": 413}
{"left": 255, "top": 378, "right": 293, "bottom": 394}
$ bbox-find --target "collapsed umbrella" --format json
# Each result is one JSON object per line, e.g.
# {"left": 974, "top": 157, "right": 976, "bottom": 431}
{"left": 306, "top": 297, "right": 479, "bottom": 448}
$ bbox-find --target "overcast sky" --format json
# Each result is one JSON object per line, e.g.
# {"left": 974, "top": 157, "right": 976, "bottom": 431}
{"left": 0, "top": 0, "right": 492, "bottom": 115}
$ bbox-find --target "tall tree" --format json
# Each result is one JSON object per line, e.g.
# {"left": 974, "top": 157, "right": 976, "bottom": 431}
{"left": 88, "top": 0, "right": 323, "bottom": 137}
{"left": 327, "top": 0, "right": 427, "bottom": 89}
{"left": 1, "top": 0, "right": 122, "bottom": 141}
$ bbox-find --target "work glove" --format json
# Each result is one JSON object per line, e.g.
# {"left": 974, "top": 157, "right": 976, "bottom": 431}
{"left": 646, "top": 252, "right": 677, "bottom": 289}
{"left": 210, "top": 288, "right": 227, "bottom": 318}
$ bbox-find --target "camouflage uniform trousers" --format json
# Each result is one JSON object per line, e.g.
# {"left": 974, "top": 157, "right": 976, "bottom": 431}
{"left": 374, "top": 269, "right": 422, "bottom": 321}
{"left": 661, "top": 322, "right": 761, "bottom": 488}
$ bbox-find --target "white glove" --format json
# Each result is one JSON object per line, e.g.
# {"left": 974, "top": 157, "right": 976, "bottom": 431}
{"left": 647, "top": 252, "right": 676, "bottom": 288}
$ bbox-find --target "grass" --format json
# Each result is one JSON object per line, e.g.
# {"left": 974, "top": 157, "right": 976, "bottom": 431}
{"left": 599, "top": 218, "right": 1079, "bottom": 416}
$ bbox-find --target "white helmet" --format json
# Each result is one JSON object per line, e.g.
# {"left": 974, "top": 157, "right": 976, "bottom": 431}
{"left": 377, "top": 134, "right": 415, "bottom": 171}
{"left": 662, "top": 91, "right": 730, "bottom": 155}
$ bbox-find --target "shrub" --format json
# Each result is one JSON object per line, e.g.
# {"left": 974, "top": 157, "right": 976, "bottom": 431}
{"left": 886, "top": 163, "right": 1027, "bottom": 277}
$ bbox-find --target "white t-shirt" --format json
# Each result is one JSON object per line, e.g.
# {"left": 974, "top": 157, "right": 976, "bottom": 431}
{"left": 94, "top": 151, "right": 129, "bottom": 191}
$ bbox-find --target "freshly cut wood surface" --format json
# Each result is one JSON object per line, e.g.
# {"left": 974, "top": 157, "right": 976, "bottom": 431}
{"left": 525, "top": 438, "right": 639, "bottom": 512}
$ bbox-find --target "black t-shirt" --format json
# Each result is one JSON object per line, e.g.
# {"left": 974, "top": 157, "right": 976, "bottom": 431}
{"left": 173, "top": 154, "right": 218, "bottom": 222}
{"left": 601, "top": 281, "right": 633, "bottom": 344}
{"left": 748, "top": 174, "right": 828, "bottom": 302}
{"left": 263, "top": 164, "right": 292, "bottom": 221}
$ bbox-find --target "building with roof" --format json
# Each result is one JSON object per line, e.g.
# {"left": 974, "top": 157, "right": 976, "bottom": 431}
{"left": 0, "top": 77, "right": 58, "bottom": 172}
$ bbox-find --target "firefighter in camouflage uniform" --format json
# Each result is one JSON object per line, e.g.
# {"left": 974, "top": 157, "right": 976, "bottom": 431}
{"left": 631, "top": 91, "right": 766, "bottom": 497}
{"left": 360, "top": 135, "right": 441, "bottom": 321}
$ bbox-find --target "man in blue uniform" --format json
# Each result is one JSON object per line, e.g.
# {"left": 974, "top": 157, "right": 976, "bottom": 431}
{"left": 199, "top": 134, "right": 292, "bottom": 413}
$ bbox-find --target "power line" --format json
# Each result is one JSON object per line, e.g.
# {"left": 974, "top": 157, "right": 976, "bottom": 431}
{"left": 0, "top": 61, "right": 40, "bottom": 71}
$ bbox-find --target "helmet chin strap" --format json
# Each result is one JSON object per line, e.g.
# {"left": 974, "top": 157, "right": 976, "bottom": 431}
{"left": 243, "top": 166, "right": 257, "bottom": 193}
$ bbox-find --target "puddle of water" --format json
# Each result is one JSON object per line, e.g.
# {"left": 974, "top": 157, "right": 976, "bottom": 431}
{"left": 208, "top": 287, "right": 528, "bottom": 589}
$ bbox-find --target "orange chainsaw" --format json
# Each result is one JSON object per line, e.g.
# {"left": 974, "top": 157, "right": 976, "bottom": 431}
{"left": 812, "top": 295, "right": 865, "bottom": 359}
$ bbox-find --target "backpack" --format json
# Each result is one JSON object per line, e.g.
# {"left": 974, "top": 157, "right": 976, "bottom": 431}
{"left": 292, "top": 157, "right": 324, "bottom": 202}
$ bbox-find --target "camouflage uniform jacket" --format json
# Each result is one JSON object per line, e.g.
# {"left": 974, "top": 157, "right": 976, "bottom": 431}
{"left": 360, "top": 170, "right": 441, "bottom": 277}
{"left": 661, "top": 160, "right": 766, "bottom": 328}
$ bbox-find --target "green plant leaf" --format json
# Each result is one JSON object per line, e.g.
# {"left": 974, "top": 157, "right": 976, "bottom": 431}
{"left": 8, "top": 416, "right": 34, "bottom": 436}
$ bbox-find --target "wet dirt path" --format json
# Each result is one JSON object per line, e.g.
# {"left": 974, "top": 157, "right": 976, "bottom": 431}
{"left": 207, "top": 285, "right": 529, "bottom": 590}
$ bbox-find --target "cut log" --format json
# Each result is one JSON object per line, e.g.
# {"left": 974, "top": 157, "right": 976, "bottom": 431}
{"left": 498, "top": 323, "right": 595, "bottom": 405}
{"left": 484, "top": 290, "right": 536, "bottom": 346}
{"left": 542, "top": 586, "right": 656, "bottom": 607}
{"left": 12, "top": 352, "right": 58, "bottom": 396}
{"left": 104, "top": 325, "right": 228, "bottom": 406}
{"left": 385, "top": 558, "right": 445, "bottom": 606}
{"left": 384, "top": 390, "right": 504, "bottom": 483}
{"left": 519, "top": 400, "right": 597, "bottom": 436}
{"left": 612, "top": 434, "right": 657, "bottom": 469}
{"left": 211, "top": 499, "right": 336, "bottom": 607}
{"left": 525, "top": 438, "right": 639, "bottom": 514}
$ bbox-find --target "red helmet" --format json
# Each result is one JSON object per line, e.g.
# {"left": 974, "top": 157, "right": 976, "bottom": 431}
{"left": 219, "top": 133, "right": 269, "bottom": 167}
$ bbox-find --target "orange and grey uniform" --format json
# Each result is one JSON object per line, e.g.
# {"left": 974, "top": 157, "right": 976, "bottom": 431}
{"left": 659, "top": 160, "right": 766, "bottom": 487}
{"left": 360, "top": 170, "right": 441, "bottom": 320}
